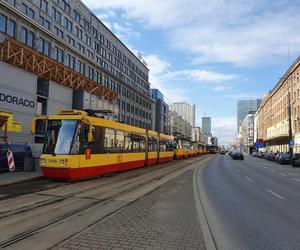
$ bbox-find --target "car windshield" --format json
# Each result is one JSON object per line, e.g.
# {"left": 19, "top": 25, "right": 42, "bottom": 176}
{"left": 43, "top": 120, "right": 78, "bottom": 155}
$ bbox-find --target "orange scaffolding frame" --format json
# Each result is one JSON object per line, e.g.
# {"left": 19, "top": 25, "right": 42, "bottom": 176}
{"left": 0, "top": 38, "right": 117, "bottom": 101}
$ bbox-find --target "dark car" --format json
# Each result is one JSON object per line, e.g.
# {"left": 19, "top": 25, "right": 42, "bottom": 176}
{"left": 264, "top": 152, "right": 270, "bottom": 160}
{"left": 252, "top": 152, "right": 258, "bottom": 157}
{"left": 275, "top": 153, "right": 282, "bottom": 162}
{"left": 292, "top": 154, "right": 300, "bottom": 167}
{"left": 269, "top": 152, "right": 277, "bottom": 161}
{"left": 231, "top": 151, "right": 244, "bottom": 160}
{"left": 277, "top": 153, "right": 291, "bottom": 165}
{"left": 220, "top": 150, "right": 226, "bottom": 154}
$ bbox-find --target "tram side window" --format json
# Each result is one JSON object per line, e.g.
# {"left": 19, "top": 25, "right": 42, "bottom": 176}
{"left": 159, "top": 140, "right": 167, "bottom": 152}
{"left": 104, "top": 128, "right": 115, "bottom": 153}
{"left": 124, "top": 133, "right": 133, "bottom": 152}
{"left": 81, "top": 125, "right": 104, "bottom": 154}
{"left": 148, "top": 138, "right": 158, "bottom": 151}
{"left": 131, "top": 134, "right": 145, "bottom": 152}
{"left": 116, "top": 130, "right": 125, "bottom": 152}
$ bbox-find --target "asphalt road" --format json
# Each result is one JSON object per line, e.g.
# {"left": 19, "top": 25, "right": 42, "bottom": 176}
{"left": 197, "top": 154, "right": 300, "bottom": 250}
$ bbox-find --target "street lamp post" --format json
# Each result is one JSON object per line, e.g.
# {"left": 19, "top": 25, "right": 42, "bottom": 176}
{"left": 288, "top": 91, "right": 293, "bottom": 155}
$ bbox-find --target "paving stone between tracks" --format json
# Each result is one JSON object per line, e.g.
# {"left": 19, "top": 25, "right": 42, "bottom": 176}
{"left": 54, "top": 170, "right": 205, "bottom": 250}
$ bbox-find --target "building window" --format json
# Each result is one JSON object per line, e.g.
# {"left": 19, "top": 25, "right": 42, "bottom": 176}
{"left": 76, "top": 26, "right": 83, "bottom": 39}
{"left": 54, "top": 26, "right": 63, "bottom": 39}
{"left": 64, "top": 17, "right": 72, "bottom": 32}
{"left": 66, "top": 53, "right": 75, "bottom": 69}
{"left": 0, "top": 14, "right": 15, "bottom": 38}
{"left": 40, "top": 0, "right": 48, "bottom": 13}
{"left": 52, "top": 7, "right": 61, "bottom": 23}
{"left": 78, "top": 60, "right": 85, "bottom": 75}
{"left": 96, "top": 71, "right": 101, "bottom": 84}
{"left": 21, "top": 3, "right": 35, "bottom": 19}
{"left": 53, "top": 46, "right": 64, "bottom": 63}
{"left": 39, "top": 37, "right": 50, "bottom": 56}
{"left": 67, "top": 35, "right": 75, "bottom": 47}
{"left": 73, "top": 9, "right": 81, "bottom": 22}
{"left": 20, "top": 27, "right": 34, "bottom": 48}
{"left": 88, "top": 66, "right": 94, "bottom": 80}
{"left": 39, "top": 16, "right": 50, "bottom": 29}
{"left": 78, "top": 43, "right": 85, "bottom": 53}
{"left": 85, "top": 34, "right": 91, "bottom": 46}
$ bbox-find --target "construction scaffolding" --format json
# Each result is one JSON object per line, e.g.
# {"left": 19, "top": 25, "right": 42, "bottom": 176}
{"left": 0, "top": 38, "right": 117, "bottom": 101}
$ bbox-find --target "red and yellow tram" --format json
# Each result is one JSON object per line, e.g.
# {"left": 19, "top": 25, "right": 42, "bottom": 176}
{"left": 31, "top": 110, "right": 208, "bottom": 180}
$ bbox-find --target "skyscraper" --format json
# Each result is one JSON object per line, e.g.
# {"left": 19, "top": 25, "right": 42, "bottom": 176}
{"left": 237, "top": 99, "right": 261, "bottom": 133}
{"left": 170, "top": 102, "right": 195, "bottom": 127}
{"left": 202, "top": 117, "right": 212, "bottom": 137}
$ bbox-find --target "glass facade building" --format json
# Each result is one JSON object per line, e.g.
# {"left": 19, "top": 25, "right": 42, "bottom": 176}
{"left": 237, "top": 99, "right": 261, "bottom": 133}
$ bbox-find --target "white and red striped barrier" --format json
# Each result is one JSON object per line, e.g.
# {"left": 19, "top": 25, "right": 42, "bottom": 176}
{"left": 7, "top": 150, "right": 15, "bottom": 172}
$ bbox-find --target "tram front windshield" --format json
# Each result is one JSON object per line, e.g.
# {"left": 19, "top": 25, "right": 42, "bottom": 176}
{"left": 43, "top": 120, "right": 78, "bottom": 155}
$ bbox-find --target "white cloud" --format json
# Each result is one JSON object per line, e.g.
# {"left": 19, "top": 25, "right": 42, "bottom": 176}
{"left": 224, "top": 93, "right": 263, "bottom": 100}
{"left": 166, "top": 69, "right": 238, "bottom": 83}
{"left": 212, "top": 116, "right": 237, "bottom": 146}
{"left": 83, "top": 0, "right": 300, "bottom": 66}
{"left": 143, "top": 54, "right": 189, "bottom": 103}
{"left": 213, "top": 86, "right": 230, "bottom": 92}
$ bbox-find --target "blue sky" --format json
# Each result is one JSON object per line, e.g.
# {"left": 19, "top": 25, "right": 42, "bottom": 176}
{"left": 82, "top": 0, "right": 300, "bottom": 145}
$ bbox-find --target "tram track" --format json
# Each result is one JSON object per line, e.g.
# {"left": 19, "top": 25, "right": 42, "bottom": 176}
{"left": 0, "top": 156, "right": 205, "bottom": 219}
{"left": 0, "top": 155, "right": 213, "bottom": 249}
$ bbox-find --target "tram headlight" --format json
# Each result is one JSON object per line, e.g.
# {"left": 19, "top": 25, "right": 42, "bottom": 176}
{"left": 41, "top": 159, "right": 46, "bottom": 166}
{"left": 60, "top": 159, "right": 65, "bottom": 166}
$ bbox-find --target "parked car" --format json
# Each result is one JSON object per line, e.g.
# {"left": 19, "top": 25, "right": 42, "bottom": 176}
{"left": 231, "top": 150, "right": 244, "bottom": 160}
{"left": 264, "top": 152, "right": 271, "bottom": 160}
{"left": 275, "top": 153, "right": 282, "bottom": 162}
{"left": 269, "top": 152, "right": 277, "bottom": 161}
{"left": 220, "top": 150, "right": 226, "bottom": 155}
{"left": 277, "top": 153, "right": 291, "bottom": 165}
{"left": 252, "top": 152, "right": 258, "bottom": 157}
{"left": 291, "top": 154, "right": 300, "bottom": 167}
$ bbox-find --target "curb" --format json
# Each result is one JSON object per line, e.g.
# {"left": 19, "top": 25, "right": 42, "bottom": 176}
{"left": 193, "top": 160, "right": 217, "bottom": 250}
{"left": 0, "top": 175, "right": 44, "bottom": 187}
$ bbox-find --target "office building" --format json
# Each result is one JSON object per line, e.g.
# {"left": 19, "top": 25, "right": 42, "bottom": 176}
{"left": 151, "top": 89, "right": 169, "bottom": 134}
{"left": 192, "top": 127, "right": 208, "bottom": 145}
{"left": 237, "top": 99, "right": 261, "bottom": 133}
{"left": 202, "top": 116, "right": 211, "bottom": 137}
{"left": 240, "top": 111, "right": 255, "bottom": 153}
{"left": 170, "top": 102, "right": 195, "bottom": 127}
{"left": 169, "top": 110, "right": 192, "bottom": 139}
{"left": 0, "top": 0, "right": 152, "bottom": 150}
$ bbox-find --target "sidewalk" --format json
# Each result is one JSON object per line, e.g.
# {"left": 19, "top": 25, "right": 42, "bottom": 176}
{"left": 54, "top": 169, "right": 206, "bottom": 250}
{"left": 0, "top": 160, "right": 43, "bottom": 186}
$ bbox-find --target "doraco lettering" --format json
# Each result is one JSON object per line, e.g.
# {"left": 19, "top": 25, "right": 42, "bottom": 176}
{"left": 0, "top": 93, "right": 35, "bottom": 108}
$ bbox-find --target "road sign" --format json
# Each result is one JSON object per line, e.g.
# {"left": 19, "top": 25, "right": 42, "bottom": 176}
{"left": 289, "top": 140, "right": 294, "bottom": 147}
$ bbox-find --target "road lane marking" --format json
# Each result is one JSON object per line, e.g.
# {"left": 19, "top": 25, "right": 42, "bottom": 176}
{"left": 263, "top": 166, "right": 268, "bottom": 169}
{"left": 279, "top": 173, "right": 287, "bottom": 177}
{"left": 293, "top": 178, "right": 300, "bottom": 182}
{"left": 288, "top": 173, "right": 299, "bottom": 176}
{"left": 245, "top": 176, "right": 253, "bottom": 182}
{"left": 267, "top": 189, "right": 285, "bottom": 200}
{"left": 269, "top": 169, "right": 276, "bottom": 172}
{"left": 260, "top": 163, "right": 273, "bottom": 166}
